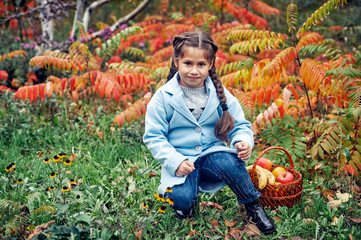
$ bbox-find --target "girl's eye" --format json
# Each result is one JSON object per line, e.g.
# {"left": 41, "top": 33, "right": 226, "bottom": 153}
{"left": 199, "top": 63, "right": 206, "bottom": 67}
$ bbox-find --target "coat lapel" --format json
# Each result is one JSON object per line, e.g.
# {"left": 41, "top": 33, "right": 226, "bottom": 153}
{"left": 165, "top": 74, "right": 199, "bottom": 125}
{"left": 198, "top": 77, "right": 220, "bottom": 124}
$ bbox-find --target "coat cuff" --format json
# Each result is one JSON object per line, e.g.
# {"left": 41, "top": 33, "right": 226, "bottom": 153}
{"left": 165, "top": 154, "right": 187, "bottom": 177}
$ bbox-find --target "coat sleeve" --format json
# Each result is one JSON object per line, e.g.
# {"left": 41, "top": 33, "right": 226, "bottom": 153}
{"left": 143, "top": 90, "right": 187, "bottom": 176}
{"left": 224, "top": 89, "right": 254, "bottom": 150}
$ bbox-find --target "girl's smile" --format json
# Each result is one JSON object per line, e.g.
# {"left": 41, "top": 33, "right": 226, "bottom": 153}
{"left": 175, "top": 46, "right": 212, "bottom": 88}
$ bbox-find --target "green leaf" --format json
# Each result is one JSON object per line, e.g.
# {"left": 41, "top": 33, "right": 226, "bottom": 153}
{"left": 74, "top": 214, "right": 92, "bottom": 226}
{"left": 341, "top": 148, "right": 351, "bottom": 162}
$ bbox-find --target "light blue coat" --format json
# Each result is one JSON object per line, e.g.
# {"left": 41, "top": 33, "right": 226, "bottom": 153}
{"left": 143, "top": 73, "right": 254, "bottom": 195}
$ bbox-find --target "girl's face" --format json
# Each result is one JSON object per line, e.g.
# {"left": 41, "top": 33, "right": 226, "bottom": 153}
{"left": 175, "top": 46, "right": 212, "bottom": 88}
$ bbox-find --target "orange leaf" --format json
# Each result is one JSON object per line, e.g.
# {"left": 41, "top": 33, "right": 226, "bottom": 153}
{"left": 265, "top": 86, "right": 272, "bottom": 105}
{"left": 257, "top": 88, "right": 264, "bottom": 109}
{"left": 33, "top": 85, "right": 39, "bottom": 103}
{"left": 225, "top": 220, "right": 237, "bottom": 227}
{"left": 20, "top": 87, "right": 27, "bottom": 101}
{"left": 271, "top": 84, "right": 280, "bottom": 101}
{"left": 114, "top": 113, "right": 125, "bottom": 127}
{"left": 124, "top": 111, "right": 131, "bottom": 124}
{"left": 27, "top": 86, "right": 33, "bottom": 102}
{"left": 69, "top": 77, "right": 75, "bottom": 92}
{"left": 113, "top": 87, "right": 120, "bottom": 103}
{"left": 61, "top": 78, "right": 67, "bottom": 92}
{"left": 39, "top": 83, "right": 45, "bottom": 101}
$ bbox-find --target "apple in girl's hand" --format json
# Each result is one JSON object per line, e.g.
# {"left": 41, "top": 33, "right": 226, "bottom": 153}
{"left": 271, "top": 166, "right": 287, "bottom": 178}
{"left": 257, "top": 157, "right": 272, "bottom": 171}
{"left": 276, "top": 171, "right": 295, "bottom": 184}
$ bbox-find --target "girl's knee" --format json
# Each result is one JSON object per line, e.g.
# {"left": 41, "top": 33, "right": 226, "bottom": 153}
{"left": 168, "top": 190, "right": 197, "bottom": 211}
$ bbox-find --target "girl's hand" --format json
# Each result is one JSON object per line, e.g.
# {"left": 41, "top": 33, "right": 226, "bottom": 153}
{"left": 235, "top": 141, "right": 252, "bottom": 160}
{"left": 175, "top": 160, "right": 195, "bottom": 177}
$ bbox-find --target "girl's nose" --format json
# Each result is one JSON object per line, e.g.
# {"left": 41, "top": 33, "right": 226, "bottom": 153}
{"left": 191, "top": 66, "right": 198, "bottom": 74}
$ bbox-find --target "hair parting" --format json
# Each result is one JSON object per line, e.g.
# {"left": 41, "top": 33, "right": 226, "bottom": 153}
{"left": 166, "top": 30, "right": 235, "bottom": 142}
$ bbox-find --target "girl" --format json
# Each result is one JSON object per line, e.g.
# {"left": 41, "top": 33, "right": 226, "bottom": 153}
{"left": 143, "top": 30, "right": 275, "bottom": 235}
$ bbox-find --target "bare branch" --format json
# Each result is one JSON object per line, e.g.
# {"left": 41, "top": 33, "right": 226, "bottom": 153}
{"left": 83, "top": 0, "right": 113, "bottom": 31}
{"left": 1, "top": 1, "right": 75, "bottom": 24}
{"left": 81, "top": 0, "right": 152, "bottom": 42}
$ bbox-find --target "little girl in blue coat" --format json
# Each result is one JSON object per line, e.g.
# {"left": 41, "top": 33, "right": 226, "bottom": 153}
{"left": 143, "top": 30, "right": 275, "bottom": 235}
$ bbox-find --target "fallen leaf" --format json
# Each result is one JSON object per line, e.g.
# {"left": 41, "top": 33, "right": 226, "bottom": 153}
{"left": 229, "top": 227, "right": 241, "bottom": 239}
{"left": 210, "top": 219, "right": 219, "bottom": 228}
{"left": 303, "top": 218, "right": 315, "bottom": 224}
{"left": 349, "top": 217, "right": 361, "bottom": 223}
{"left": 274, "top": 216, "right": 281, "bottom": 223}
{"left": 127, "top": 166, "right": 137, "bottom": 175}
{"left": 328, "top": 199, "right": 343, "bottom": 208}
{"left": 314, "top": 163, "right": 323, "bottom": 170}
{"left": 349, "top": 234, "right": 354, "bottom": 240}
{"left": 331, "top": 216, "right": 339, "bottom": 226}
{"left": 147, "top": 171, "right": 157, "bottom": 178}
{"left": 291, "top": 236, "right": 302, "bottom": 240}
{"left": 68, "top": 154, "right": 77, "bottom": 161}
{"left": 225, "top": 220, "right": 237, "bottom": 227}
{"left": 336, "top": 191, "right": 351, "bottom": 202}
{"left": 187, "top": 229, "right": 200, "bottom": 236}
{"left": 244, "top": 223, "right": 261, "bottom": 237}
{"left": 322, "top": 190, "right": 336, "bottom": 201}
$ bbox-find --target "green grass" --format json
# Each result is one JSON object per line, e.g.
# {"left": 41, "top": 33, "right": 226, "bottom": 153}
{"left": 0, "top": 98, "right": 360, "bottom": 240}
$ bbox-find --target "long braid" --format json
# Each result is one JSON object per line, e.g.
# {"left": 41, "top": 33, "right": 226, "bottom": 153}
{"left": 209, "top": 65, "right": 235, "bottom": 142}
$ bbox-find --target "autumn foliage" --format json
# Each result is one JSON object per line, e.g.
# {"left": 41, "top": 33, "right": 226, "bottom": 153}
{"left": 2, "top": 0, "right": 361, "bottom": 177}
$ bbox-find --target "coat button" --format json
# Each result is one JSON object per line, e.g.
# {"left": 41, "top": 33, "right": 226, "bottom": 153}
{"left": 195, "top": 146, "right": 202, "bottom": 151}
{"left": 195, "top": 127, "right": 202, "bottom": 133}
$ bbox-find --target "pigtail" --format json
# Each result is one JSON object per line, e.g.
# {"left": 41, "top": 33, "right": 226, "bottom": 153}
{"left": 209, "top": 65, "right": 235, "bottom": 142}
{"left": 167, "top": 36, "right": 185, "bottom": 82}
{"left": 167, "top": 60, "right": 178, "bottom": 82}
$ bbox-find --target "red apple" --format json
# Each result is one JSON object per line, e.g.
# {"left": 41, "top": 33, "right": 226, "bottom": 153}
{"left": 276, "top": 171, "right": 295, "bottom": 184}
{"left": 257, "top": 157, "right": 272, "bottom": 171}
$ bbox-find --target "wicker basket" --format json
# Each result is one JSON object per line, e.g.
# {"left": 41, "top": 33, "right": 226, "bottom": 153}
{"left": 250, "top": 146, "right": 303, "bottom": 209}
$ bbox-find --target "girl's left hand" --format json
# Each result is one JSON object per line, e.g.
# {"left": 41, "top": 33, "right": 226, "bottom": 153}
{"left": 235, "top": 141, "right": 251, "bottom": 160}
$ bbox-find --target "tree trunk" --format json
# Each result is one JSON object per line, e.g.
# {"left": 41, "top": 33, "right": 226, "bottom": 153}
{"left": 39, "top": 0, "right": 54, "bottom": 50}
{"left": 70, "top": 0, "right": 86, "bottom": 40}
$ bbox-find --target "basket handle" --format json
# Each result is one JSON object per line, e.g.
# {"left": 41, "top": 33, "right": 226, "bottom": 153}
{"left": 250, "top": 146, "right": 294, "bottom": 184}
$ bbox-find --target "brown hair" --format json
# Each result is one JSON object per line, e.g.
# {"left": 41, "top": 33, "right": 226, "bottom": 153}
{"left": 166, "top": 30, "right": 235, "bottom": 142}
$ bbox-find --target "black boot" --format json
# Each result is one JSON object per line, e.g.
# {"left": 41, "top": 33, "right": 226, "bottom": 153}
{"left": 244, "top": 199, "right": 276, "bottom": 235}
{"left": 174, "top": 207, "right": 194, "bottom": 219}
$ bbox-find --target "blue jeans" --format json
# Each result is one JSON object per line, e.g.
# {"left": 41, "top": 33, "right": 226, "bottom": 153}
{"left": 165, "top": 152, "right": 261, "bottom": 211}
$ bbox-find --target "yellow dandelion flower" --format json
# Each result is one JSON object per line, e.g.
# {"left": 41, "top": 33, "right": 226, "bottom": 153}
{"left": 5, "top": 166, "right": 11, "bottom": 172}
{"left": 43, "top": 158, "right": 51, "bottom": 164}
{"left": 63, "top": 159, "right": 71, "bottom": 166}
{"left": 143, "top": 204, "right": 149, "bottom": 209}
{"left": 166, "top": 187, "right": 173, "bottom": 192}
{"left": 158, "top": 206, "right": 166, "bottom": 214}
{"left": 146, "top": 210, "right": 152, "bottom": 213}
{"left": 61, "top": 186, "right": 70, "bottom": 192}
{"left": 17, "top": 178, "right": 23, "bottom": 184}
{"left": 160, "top": 197, "right": 165, "bottom": 203}
{"left": 50, "top": 172, "right": 56, "bottom": 178}
{"left": 48, "top": 186, "right": 55, "bottom": 191}
{"left": 69, "top": 179, "right": 76, "bottom": 184}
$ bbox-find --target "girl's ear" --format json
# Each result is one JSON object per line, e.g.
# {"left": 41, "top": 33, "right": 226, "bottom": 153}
{"left": 209, "top": 59, "right": 215, "bottom": 71}
{"left": 174, "top": 58, "right": 179, "bottom": 68}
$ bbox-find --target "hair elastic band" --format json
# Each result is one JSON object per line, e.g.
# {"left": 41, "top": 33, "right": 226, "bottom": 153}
{"left": 221, "top": 103, "right": 228, "bottom": 111}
